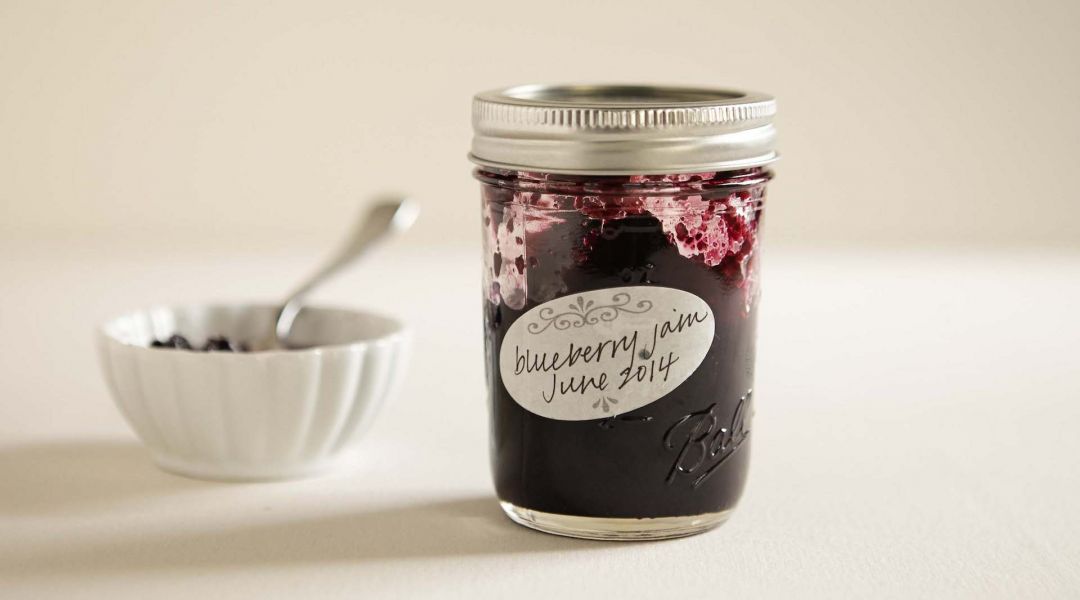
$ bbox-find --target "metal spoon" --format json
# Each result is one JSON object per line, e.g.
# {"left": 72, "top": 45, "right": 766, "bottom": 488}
{"left": 261, "top": 195, "right": 419, "bottom": 350}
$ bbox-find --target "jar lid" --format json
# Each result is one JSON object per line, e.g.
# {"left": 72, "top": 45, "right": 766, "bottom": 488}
{"left": 470, "top": 84, "right": 777, "bottom": 175}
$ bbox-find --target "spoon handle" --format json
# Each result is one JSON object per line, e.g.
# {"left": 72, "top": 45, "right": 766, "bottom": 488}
{"left": 274, "top": 197, "right": 419, "bottom": 344}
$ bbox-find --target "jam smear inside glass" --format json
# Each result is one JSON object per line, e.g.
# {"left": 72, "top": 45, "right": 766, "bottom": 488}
{"left": 479, "top": 167, "right": 770, "bottom": 519}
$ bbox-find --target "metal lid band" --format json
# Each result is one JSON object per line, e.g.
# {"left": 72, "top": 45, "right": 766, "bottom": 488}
{"left": 470, "top": 84, "right": 777, "bottom": 175}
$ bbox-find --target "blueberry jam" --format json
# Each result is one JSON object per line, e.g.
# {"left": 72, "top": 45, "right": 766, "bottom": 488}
{"left": 150, "top": 334, "right": 248, "bottom": 352}
{"left": 480, "top": 167, "right": 769, "bottom": 519}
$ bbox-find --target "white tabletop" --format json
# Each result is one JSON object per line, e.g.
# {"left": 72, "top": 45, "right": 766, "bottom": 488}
{"left": 2, "top": 237, "right": 1078, "bottom": 598}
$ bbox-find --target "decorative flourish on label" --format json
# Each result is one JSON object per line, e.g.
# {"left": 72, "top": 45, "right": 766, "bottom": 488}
{"left": 663, "top": 391, "right": 752, "bottom": 488}
{"left": 592, "top": 396, "right": 619, "bottom": 413}
{"left": 527, "top": 292, "right": 653, "bottom": 335}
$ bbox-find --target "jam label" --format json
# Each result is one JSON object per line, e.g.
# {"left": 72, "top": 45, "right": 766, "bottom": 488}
{"left": 499, "top": 286, "right": 715, "bottom": 421}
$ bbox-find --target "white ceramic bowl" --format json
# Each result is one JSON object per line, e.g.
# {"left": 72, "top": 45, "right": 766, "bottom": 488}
{"left": 97, "top": 304, "right": 409, "bottom": 481}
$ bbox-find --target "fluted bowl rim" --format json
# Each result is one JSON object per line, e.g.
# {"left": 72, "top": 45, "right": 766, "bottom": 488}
{"left": 98, "top": 303, "right": 407, "bottom": 356}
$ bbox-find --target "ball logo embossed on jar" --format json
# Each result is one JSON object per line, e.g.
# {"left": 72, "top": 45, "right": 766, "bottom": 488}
{"left": 499, "top": 286, "right": 715, "bottom": 421}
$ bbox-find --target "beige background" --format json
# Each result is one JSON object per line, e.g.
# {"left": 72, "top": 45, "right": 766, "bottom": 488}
{"left": 1, "top": 0, "right": 1078, "bottom": 248}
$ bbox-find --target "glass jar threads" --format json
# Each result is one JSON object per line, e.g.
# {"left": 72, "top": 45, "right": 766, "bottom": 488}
{"left": 471, "top": 85, "right": 777, "bottom": 540}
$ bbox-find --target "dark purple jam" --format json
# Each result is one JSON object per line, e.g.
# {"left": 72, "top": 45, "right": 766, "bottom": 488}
{"left": 150, "top": 334, "right": 248, "bottom": 352}
{"left": 479, "top": 168, "right": 770, "bottom": 519}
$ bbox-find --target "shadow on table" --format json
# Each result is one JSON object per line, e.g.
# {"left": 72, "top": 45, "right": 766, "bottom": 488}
{"left": 8, "top": 496, "right": 597, "bottom": 573}
{"left": 0, "top": 439, "right": 208, "bottom": 515}
{"left": 1, "top": 440, "right": 602, "bottom": 572}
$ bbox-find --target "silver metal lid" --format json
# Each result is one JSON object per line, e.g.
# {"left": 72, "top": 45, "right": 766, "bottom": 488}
{"left": 470, "top": 84, "right": 777, "bottom": 175}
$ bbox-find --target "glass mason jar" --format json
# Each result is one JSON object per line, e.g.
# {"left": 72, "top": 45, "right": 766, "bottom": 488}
{"left": 471, "top": 85, "right": 777, "bottom": 540}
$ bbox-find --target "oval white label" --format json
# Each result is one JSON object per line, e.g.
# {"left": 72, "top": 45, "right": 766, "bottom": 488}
{"left": 499, "top": 286, "right": 715, "bottom": 421}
